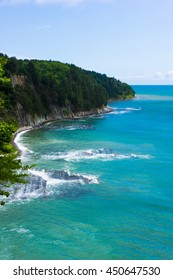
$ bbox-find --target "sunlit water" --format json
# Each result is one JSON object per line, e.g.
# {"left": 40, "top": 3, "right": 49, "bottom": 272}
{"left": 1, "top": 85, "right": 173, "bottom": 260}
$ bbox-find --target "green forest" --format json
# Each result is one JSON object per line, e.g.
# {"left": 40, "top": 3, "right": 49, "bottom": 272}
{"left": 0, "top": 53, "right": 134, "bottom": 121}
{"left": 0, "top": 53, "right": 135, "bottom": 204}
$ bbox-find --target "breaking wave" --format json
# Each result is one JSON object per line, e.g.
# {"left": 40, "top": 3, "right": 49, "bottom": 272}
{"left": 65, "top": 124, "right": 94, "bottom": 130}
{"left": 42, "top": 148, "right": 153, "bottom": 162}
{"left": 89, "top": 114, "right": 105, "bottom": 119}
{"left": 14, "top": 130, "right": 29, "bottom": 152}
{"left": 11, "top": 120, "right": 151, "bottom": 204}
{"left": 45, "top": 124, "right": 94, "bottom": 131}
{"left": 4, "top": 169, "right": 99, "bottom": 202}
{"left": 10, "top": 129, "right": 100, "bottom": 203}
{"left": 109, "top": 107, "right": 142, "bottom": 115}
{"left": 9, "top": 227, "right": 33, "bottom": 238}
{"left": 14, "top": 129, "right": 33, "bottom": 160}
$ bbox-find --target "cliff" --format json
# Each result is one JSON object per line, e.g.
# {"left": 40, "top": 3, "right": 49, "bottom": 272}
{"left": 0, "top": 53, "right": 135, "bottom": 127}
{"left": 15, "top": 102, "right": 112, "bottom": 127}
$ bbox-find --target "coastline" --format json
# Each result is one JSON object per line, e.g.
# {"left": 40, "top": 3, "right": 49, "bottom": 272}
{"left": 12, "top": 95, "right": 136, "bottom": 152}
{"left": 12, "top": 105, "right": 113, "bottom": 152}
{"left": 13, "top": 126, "right": 33, "bottom": 152}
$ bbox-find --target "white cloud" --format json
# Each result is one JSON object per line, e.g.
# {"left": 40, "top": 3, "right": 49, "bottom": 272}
{"left": 154, "top": 71, "right": 163, "bottom": 79}
{"left": 165, "top": 70, "right": 173, "bottom": 79}
{"left": 118, "top": 73, "right": 150, "bottom": 81}
{"left": 153, "top": 70, "right": 173, "bottom": 80}
{"left": 118, "top": 70, "right": 173, "bottom": 85}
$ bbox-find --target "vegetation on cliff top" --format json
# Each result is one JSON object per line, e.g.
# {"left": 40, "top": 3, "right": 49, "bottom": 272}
{"left": 0, "top": 53, "right": 134, "bottom": 124}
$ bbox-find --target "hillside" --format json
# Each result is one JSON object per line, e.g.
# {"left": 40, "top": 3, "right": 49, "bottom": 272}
{"left": 0, "top": 53, "right": 135, "bottom": 126}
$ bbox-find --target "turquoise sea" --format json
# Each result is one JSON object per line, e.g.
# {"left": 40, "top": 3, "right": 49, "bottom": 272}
{"left": 1, "top": 85, "right": 173, "bottom": 260}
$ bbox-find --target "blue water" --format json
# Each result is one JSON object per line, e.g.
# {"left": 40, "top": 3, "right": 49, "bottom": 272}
{"left": 1, "top": 85, "right": 173, "bottom": 260}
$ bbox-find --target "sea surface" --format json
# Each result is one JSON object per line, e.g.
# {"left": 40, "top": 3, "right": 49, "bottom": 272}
{"left": 1, "top": 85, "right": 173, "bottom": 260}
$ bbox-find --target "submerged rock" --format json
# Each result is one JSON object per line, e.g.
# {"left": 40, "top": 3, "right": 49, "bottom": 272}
{"left": 6, "top": 169, "right": 98, "bottom": 202}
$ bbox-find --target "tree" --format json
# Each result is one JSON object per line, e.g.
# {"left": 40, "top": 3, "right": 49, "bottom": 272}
{"left": 0, "top": 122, "right": 29, "bottom": 205}
{"left": 4, "top": 56, "right": 18, "bottom": 75}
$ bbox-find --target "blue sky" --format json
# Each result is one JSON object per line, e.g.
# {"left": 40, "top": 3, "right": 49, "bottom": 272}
{"left": 0, "top": 0, "right": 173, "bottom": 84}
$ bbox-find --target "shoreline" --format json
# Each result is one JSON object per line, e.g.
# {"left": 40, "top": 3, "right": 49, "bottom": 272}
{"left": 12, "top": 105, "right": 113, "bottom": 152}
{"left": 12, "top": 95, "right": 136, "bottom": 151}
{"left": 13, "top": 127, "right": 33, "bottom": 153}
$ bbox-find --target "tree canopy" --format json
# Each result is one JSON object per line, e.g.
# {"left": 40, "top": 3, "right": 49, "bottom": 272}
{"left": 0, "top": 122, "right": 30, "bottom": 205}
{"left": 1, "top": 53, "right": 135, "bottom": 123}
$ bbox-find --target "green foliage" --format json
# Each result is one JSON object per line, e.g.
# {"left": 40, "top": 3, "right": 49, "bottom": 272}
{"left": 0, "top": 122, "right": 30, "bottom": 205}
{"left": 1, "top": 54, "right": 135, "bottom": 121}
{"left": 0, "top": 54, "right": 16, "bottom": 121}
{"left": 87, "top": 71, "right": 135, "bottom": 100}
{"left": 4, "top": 56, "right": 18, "bottom": 74}
{"left": 0, "top": 55, "right": 11, "bottom": 86}
{"left": 0, "top": 149, "right": 28, "bottom": 185}
{"left": 0, "top": 122, "right": 17, "bottom": 152}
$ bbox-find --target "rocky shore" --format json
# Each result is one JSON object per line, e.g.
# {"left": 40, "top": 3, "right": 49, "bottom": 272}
{"left": 13, "top": 105, "right": 113, "bottom": 151}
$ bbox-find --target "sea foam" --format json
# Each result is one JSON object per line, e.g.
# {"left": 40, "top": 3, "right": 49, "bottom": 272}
{"left": 14, "top": 129, "right": 33, "bottom": 156}
{"left": 109, "top": 107, "right": 142, "bottom": 115}
{"left": 42, "top": 148, "right": 153, "bottom": 162}
{"left": 14, "top": 130, "right": 29, "bottom": 152}
{"left": 5, "top": 168, "right": 99, "bottom": 202}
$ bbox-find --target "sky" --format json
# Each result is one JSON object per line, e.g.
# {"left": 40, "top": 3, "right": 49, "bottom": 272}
{"left": 0, "top": 0, "right": 173, "bottom": 84}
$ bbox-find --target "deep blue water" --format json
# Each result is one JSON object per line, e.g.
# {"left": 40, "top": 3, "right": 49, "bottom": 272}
{"left": 1, "top": 85, "right": 173, "bottom": 260}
